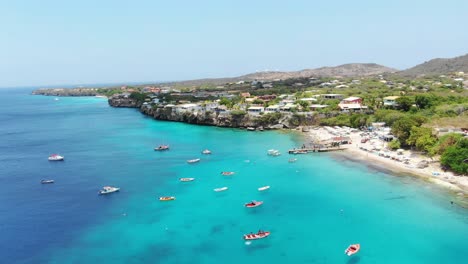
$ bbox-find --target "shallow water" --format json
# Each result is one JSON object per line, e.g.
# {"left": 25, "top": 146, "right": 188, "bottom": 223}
{"left": 0, "top": 88, "right": 467, "bottom": 264}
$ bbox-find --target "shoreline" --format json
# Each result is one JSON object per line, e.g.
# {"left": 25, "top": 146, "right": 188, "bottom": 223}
{"left": 299, "top": 127, "right": 468, "bottom": 199}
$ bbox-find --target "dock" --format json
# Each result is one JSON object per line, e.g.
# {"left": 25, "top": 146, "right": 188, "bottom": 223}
{"left": 288, "top": 147, "right": 346, "bottom": 154}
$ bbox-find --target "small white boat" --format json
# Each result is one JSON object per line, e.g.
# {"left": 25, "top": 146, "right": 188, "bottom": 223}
{"left": 41, "top": 179, "right": 54, "bottom": 184}
{"left": 98, "top": 186, "right": 120, "bottom": 195}
{"left": 288, "top": 158, "right": 297, "bottom": 163}
{"left": 54, "top": 97, "right": 59, "bottom": 101}
{"left": 48, "top": 154, "right": 64, "bottom": 161}
{"left": 187, "top": 158, "right": 201, "bottom": 164}
{"left": 159, "top": 196, "right": 176, "bottom": 201}
{"left": 214, "top": 187, "right": 228, "bottom": 192}
{"left": 202, "top": 149, "right": 211, "bottom": 154}
{"left": 267, "top": 149, "right": 281, "bottom": 156}
{"left": 180, "top": 177, "right": 195, "bottom": 182}
{"left": 258, "top": 186, "right": 270, "bottom": 191}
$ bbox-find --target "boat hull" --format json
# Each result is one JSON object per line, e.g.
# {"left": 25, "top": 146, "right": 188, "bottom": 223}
{"left": 245, "top": 201, "right": 263, "bottom": 208}
{"left": 258, "top": 186, "right": 270, "bottom": 191}
{"left": 244, "top": 231, "right": 270, "bottom": 240}
{"left": 345, "top": 244, "right": 360, "bottom": 256}
{"left": 159, "top": 196, "right": 176, "bottom": 201}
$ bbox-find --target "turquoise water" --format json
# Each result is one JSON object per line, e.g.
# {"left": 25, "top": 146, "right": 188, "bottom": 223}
{"left": 1, "top": 89, "right": 467, "bottom": 264}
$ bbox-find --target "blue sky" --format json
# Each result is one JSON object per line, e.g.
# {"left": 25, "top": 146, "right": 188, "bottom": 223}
{"left": 1, "top": 0, "right": 467, "bottom": 87}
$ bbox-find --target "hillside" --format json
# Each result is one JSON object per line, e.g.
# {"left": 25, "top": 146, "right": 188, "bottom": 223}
{"left": 399, "top": 53, "right": 468, "bottom": 77}
{"left": 167, "top": 63, "right": 397, "bottom": 86}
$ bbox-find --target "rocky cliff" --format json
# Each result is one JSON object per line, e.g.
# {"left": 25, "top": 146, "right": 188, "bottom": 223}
{"left": 107, "top": 97, "right": 317, "bottom": 129}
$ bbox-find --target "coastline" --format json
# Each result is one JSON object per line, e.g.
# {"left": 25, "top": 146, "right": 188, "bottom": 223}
{"left": 300, "top": 127, "right": 468, "bottom": 198}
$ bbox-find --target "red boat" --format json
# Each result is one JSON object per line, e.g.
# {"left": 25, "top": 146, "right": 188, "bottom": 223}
{"left": 244, "top": 230, "right": 270, "bottom": 240}
{"left": 345, "top": 244, "right": 360, "bottom": 256}
{"left": 245, "top": 201, "right": 263, "bottom": 208}
{"left": 221, "top": 171, "right": 235, "bottom": 176}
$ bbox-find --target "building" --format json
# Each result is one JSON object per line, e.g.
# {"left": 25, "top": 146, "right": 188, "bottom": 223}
{"left": 340, "top": 97, "right": 362, "bottom": 104}
{"left": 318, "top": 94, "right": 344, "bottom": 100}
{"left": 265, "top": 105, "right": 280, "bottom": 112}
{"left": 309, "top": 104, "right": 328, "bottom": 111}
{"left": 383, "top": 96, "right": 400, "bottom": 107}
{"left": 247, "top": 106, "right": 264, "bottom": 114}
{"left": 338, "top": 97, "right": 367, "bottom": 112}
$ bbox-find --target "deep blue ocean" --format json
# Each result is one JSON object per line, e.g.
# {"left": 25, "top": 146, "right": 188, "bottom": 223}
{"left": 0, "top": 88, "right": 467, "bottom": 264}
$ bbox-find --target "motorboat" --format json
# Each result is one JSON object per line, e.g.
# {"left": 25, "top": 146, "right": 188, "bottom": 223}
{"left": 345, "top": 244, "right": 360, "bottom": 256}
{"left": 267, "top": 149, "right": 281, "bottom": 156}
{"left": 221, "top": 171, "right": 235, "bottom": 176}
{"left": 291, "top": 149, "right": 308, "bottom": 154}
{"left": 244, "top": 230, "right": 270, "bottom": 240}
{"left": 258, "top": 186, "right": 270, "bottom": 191}
{"left": 288, "top": 158, "right": 297, "bottom": 163}
{"left": 41, "top": 179, "right": 54, "bottom": 184}
{"left": 48, "top": 154, "right": 64, "bottom": 161}
{"left": 214, "top": 187, "right": 228, "bottom": 192}
{"left": 154, "top": 145, "right": 169, "bottom": 151}
{"left": 245, "top": 200, "right": 263, "bottom": 208}
{"left": 159, "top": 196, "right": 176, "bottom": 201}
{"left": 201, "top": 149, "right": 212, "bottom": 154}
{"left": 98, "top": 186, "right": 120, "bottom": 195}
{"left": 180, "top": 177, "right": 195, "bottom": 182}
{"left": 187, "top": 158, "right": 201, "bottom": 164}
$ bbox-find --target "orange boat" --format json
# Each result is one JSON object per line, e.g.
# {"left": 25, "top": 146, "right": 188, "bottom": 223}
{"left": 245, "top": 201, "right": 263, "bottom": 208}
{"left": 345, "top": 244, "right": 360, "bottom": 256}
{"left": 159, "top": 196, "right": 176, "bottom": 201}
{"left": 244, "top": 230, "right": 270, "bottom": 240}
{"left": 221, "top": 171, "right": 235, "bottom": 176}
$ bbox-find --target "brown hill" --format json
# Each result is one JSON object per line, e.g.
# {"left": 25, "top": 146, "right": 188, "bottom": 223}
{"left": 398, "top": 53, "right": 468, "bottom": 77}
{"left": 167, "top": 63, "right": 397, "bottom": 86}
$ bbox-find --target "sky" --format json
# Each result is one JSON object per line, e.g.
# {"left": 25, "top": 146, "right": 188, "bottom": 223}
{"left": 1, "top": 0, "right": 468, "bottom": 87}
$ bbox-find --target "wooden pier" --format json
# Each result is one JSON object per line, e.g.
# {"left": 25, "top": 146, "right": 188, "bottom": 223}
{"left": 288, "top": 147, "right": 346, "bottom": 154}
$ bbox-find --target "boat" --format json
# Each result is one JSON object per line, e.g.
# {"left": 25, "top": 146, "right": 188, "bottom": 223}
{"left": 258, "top": 186, "right": 270, "bottom": 191}
{"left": 214, "top": 187, "right": 228, "bottom": 192}
{"left": 243, "top": 230, "right": 270, "bottom": 240}
{"left": 201, "top": 149, "right": 212, "bottom": 154}
{"left": 291, "top": 149, "right": 308, "bottom": 154}
{"left": 48, "top": 154, "right": 64, "bottom": 161}
{"left": 288, "top": 158, "right": 297, "bottom": 163}
{"left": 98, "top": 186, "right": 120, "bottom": 195}
{"left": 245, "top": 200, "right": 263, "bottom": 208}
{"left": 180, "top": 177, "right": 195, "bottom": 182}
{"left": 345, "top": 244, "right": 360, "bottom": 256}
{"left": 154, "top": 145, "right": 169, "bottom": 151}
{"left": 247, "top": 127, "right": 255, "bottom": 131}
{"left": 159, "top": 196, "right": 176, "bottom": 201}
{"left": 187, "top": 158, "right": 201, "bottom": 164}
{"left": 267, "top": 149, "right": 281, "bottom": 156}
{"left": 41, "top": 179, "right": 54, "bottom": 184}
{"left": 221, "top": 171, "right": 235, "bottom": 176}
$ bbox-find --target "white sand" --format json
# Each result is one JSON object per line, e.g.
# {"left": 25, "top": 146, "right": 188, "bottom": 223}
{"left": 306, "top": 127, "right": 468, "bottom": 195}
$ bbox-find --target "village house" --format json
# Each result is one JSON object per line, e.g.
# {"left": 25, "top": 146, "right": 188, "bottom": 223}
{"left": 175, "top": 103, "right": 200, "bottom": 113}
{"left": 338, "top": 96, "right": 367, "bottom": 112}
{"left": 265, "top": 105, "right": 280, "bottom": 112}
{"left": 240, "top": 92, "right": 251, "bottom": 97}
{"left": 258, "top": 94, "right": 277, "bottom": 101}
{"left": 317, "top": 94, "right": 344, "bottom": 100}
{"left": 383, "top": 96, "right": 400, "bottom": 107}
{"left": 309, "top": 104, "right": 328, "bottom": 111}
{"left": 300, "top": 97, "right": 318, "bottom": 103}
{"left": 247, "top": 106, "right": 264, "bottom": 115}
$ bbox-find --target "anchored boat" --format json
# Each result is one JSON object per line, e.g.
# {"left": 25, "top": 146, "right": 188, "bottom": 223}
{"left": 258, "top": 186, "right": 270, "bottom": 191}
{"left": 221, "top": 171, "right": 235, "bottom": 176}
{"left": 159, "top": 196, "right": 176, "bottom": 201}
{"left": 180, "top": 177, "right": 195, "bottom": 182}
{"left": 48, "top": 154, "right": 64, "bottom": 161}
{"left": 154, "top": 145, "right": 169, "bottom": 151}
{"left": 201, "top": 149, "right": 211, "bottom": 154}
{"left": 214, "top": 187, "right": 228, "bottom": 192}
{"left": 187, "top": 158, "right": 201, "bottom": 164}
{"left": 41, "top": 179, "right": 54, "bottom": 184}
{"left": 245, "top": 200, "right": 263, "bottom": 208}
{"left": 345, "top": 244, "right": 360, "bottom": 256}
{"left": 244, "top": 230, "right": 270, "bottom": 240}
{"left": 98, "top": 186, "right": 120, "bottom": 195}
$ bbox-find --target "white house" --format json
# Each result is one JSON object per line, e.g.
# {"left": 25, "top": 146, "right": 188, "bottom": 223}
{"left": 383, "top": 96, "right": 400, "bottom": 107}
{"left": 265, "top": 105, "right": 280, "bottom": 112}
{"left": 300, "top": 98, "right": 318, "bottom": 102}
{"left": 247, "top": 106, "right": 265, "bottom": 114}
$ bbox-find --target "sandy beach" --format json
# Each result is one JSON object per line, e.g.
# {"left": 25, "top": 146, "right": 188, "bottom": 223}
{"left": 303, "top": 126, "right": 468, "bottom": 197}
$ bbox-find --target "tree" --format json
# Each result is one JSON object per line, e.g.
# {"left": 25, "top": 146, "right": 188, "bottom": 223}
{"left": 387, "top": 139, "right": 401, "bottom": 150}
{"left": 432, "top": 133, "right": 464, "bottom": 155}
{"left": 440, "top": 138, "right": 468, "bottom": 174}
{"left": 296, "top": 100, "right": 310, "bottom": 111}
{"left": 414, "top": 95, "right": 432, "bottom": 109}
{"left": 407, "top": 127, "right": 437, "bottom": 154}
{"left": 219, "top": 97, "right": 234, "bottom": 109}
{"left": 396, "top": 96, "right": 413, "bottom": 111}
{"left": 391, "top": 117, "right": 417, "bottom": 146}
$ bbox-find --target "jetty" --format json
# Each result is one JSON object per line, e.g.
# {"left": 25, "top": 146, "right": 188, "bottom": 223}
{"left": 288, "top": 147, "right": 346, "bottom": 154}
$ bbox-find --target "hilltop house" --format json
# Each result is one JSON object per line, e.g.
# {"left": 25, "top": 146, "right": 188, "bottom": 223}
{"left": 265, "top": 105, "right": 280, "bottom": 112}
{"left": 247, "top": 106, "right": 264, "bottom": 115}
{"left": 318, "top": 94, "right": 344, "bottom": 100}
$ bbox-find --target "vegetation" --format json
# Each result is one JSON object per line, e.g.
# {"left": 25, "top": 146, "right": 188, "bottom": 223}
{"left": 440, "top": 137, "right": 468, "bottom": 174}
